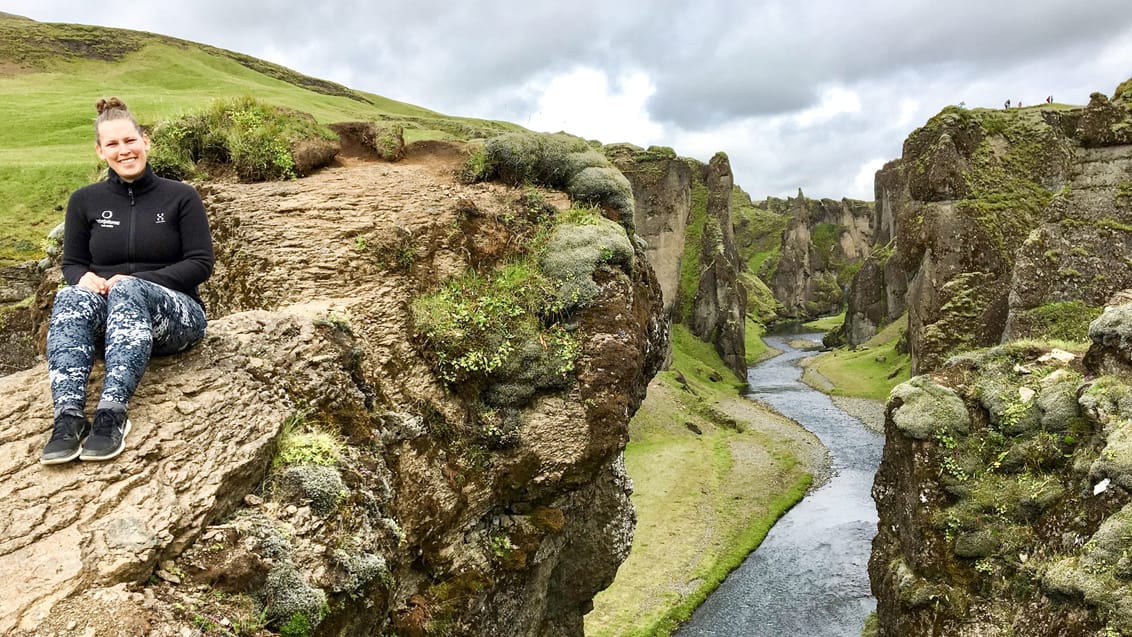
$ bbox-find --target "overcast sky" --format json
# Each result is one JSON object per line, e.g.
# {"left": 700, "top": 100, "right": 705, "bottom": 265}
{"left": 8, "top": 1, "right": 1132, "bottom": 200}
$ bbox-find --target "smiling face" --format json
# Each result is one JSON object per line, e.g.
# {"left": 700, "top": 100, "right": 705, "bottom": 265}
{"left": 96, "top": 118, "right": 150, "bottom": 182}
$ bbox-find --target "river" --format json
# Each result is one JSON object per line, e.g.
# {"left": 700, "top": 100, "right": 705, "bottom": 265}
{"left": 674, "top": 333, "right": 885, "bottom": 637}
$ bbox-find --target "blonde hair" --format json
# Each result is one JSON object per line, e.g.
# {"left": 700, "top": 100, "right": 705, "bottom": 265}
{"left": 94, "top": 97, "right": 144, "bottom": 143}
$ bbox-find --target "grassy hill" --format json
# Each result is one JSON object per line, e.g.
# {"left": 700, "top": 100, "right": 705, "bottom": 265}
{"left": 0, "top": 13, "right": 520, "bottom": 265}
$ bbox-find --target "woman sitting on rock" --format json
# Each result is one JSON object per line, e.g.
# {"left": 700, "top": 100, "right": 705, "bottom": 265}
{"left": 41, "top": 97, "right": 213, "bottom": 464}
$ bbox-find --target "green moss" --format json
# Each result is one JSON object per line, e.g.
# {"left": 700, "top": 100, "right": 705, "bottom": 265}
{"left": 413, "top": 206, "right": 627, "bottom": 396}
{"left": 567, "top": 166, "right": 635, "bottom": 223}
{"left": 1015, "top": 301, "right": 1103, "bottom": 343}
{"left": 540, "top": 211, "right": 634, "bottom": 311}
{"left": 263, "top": 562, "right": 327, "bottom": 634}
{"left": 273, "top": 410, "right": 343, "bottom": 469}
{"left": 412, "top": 262, "right": 554, "bottom": 385}
{"left": 462, "top": 131, "right": 635, "bottom": 230}
{"left": 676, "top": 182, "right": 711, "bottom": 323}
{"left": 890, "top": 376, "right": 971, "bottom": 440}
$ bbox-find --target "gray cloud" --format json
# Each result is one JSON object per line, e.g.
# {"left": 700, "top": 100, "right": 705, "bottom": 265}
{"left": 8, "top": 0, "right": 1132, "bottom": 198}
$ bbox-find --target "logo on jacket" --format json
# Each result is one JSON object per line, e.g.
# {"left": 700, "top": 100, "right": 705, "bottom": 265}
{"left": 96, "top": 210, "right": 120, "bottom": 229}
{"left": 155, "top": 211, "right": 166, "bottom": 224}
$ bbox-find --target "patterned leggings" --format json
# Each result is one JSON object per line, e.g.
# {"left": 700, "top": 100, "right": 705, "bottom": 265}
{"left": 47, "top": 278, "right": 207, "bottom": 415}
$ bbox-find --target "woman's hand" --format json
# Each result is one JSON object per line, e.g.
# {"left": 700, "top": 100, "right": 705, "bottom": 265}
{"left": 106, "top": 274, "right": 133, "bottom": 289}
{"left": 77, "top": 272, "right": 132, "bottom": 295}
{"left": 77, "top": 271, "right": 110, "bottom": 295}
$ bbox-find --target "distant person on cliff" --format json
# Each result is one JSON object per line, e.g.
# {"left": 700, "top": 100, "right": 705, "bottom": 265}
{"left": 1004, "top": 99, "right": 1011, "bottom": 109}
{"left": 40, "top": 97, "right": 213, "bottom": 464}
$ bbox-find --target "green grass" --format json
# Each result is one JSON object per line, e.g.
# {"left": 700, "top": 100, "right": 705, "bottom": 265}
{"left": 745, "top": 317, "right": 772, "bottom": 365}
{"left": 805, "top": 315, "right": 910, "bottom": 401}
{"left": 804, "top": 311, "right": 846, "bottom": 333}
{"left": 0, "top": 17, "right": 520, "bottom": 265}
{"left": 587, "top": 325, "right": 812, "bottom": 637}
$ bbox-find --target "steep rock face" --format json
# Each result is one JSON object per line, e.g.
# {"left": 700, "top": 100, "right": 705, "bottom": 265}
{"left": 606, "top": 145, "right": 692, "bottom": 322}
{"left": 768, "top": 193, "right": 873, "bottom": 320}
{"left": 1, "top": 143, "right": 666, "bottom": 636}
{"left": 870, "top": 295, "right": 1132, "bottom": 636}
{"left": 609, "top": 145, "right": 747, "bottom": 379}
{"left": 845, "top": 80, "right": 1132, "bottom": 373}
{"left": 687, "top": 153, "right": 747, "bottom": 378}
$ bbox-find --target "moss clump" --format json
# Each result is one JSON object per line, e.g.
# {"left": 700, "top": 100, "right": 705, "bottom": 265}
{"left": 540, "top": 213, "right": 634, "bottom": 311}
{"left": 262, "top": 562, "right": 327, "bottom": 635}
{"left": 412, "top": 262, "right": 553, "bottom": 385}
{"left": 567, "top": 166, "right": 635, "bottom": 222}
{"left": 482, "top": 328, "right": 578, "bottom": 409}
{"left": 273, "top": 411, "right": 343, "bottom": 469}
{"left": 461, "top": 131, "right": 634, "bottom": 230}
{"left": 279, "top": 465, "right": 347, "bottom": 516}
{"left": 331, "top": 549, "right": 389, "bottom": 594}
{"left": 148, "top": 96, "right": 338, "bottom": 182}
{"left": 413, "top": 207, "right": 629, "bottom": 398}
{"left": 890, "top": 376, "right": 971, "bottom": 440}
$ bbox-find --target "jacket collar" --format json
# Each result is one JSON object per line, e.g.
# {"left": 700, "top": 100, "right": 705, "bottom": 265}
{"left": 107, "top": 165, "right": 157, "bottom": 193}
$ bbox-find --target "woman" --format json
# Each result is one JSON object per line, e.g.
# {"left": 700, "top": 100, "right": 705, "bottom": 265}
{"left": 41, "top": 97, "right": 214, "bottom": 464}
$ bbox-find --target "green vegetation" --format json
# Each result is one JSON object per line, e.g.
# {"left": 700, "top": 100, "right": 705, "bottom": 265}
{"left": 804, "top": 311, "right": 846, "bottom": 333}
{"left": 676, "top": 182, "right": 711, "bottom": 322}
{"left": 412, "top": 206, "right": 630, "bottom": 400}
{"left": 272, "top": 409, "right": 343, "bottom": 469}
{"left": 149, "top": 96, "right": 338, "bottom": 181}
{"left": 0, "top": 14, "right": 519, "bottom": 265}
{"left": 804, "top": 316, "right": 911, "bottom": 401}
{"left": 1011, "top": 300, "right": 1103, "bottom": 343}
{"left": 460, "top": 131, "right": 635, "bottom": 230}
{"left": 587, "top": 324, "right": 813, "bottom": 636}
{"left": 731, "top": 188, "right": 788, "bottom": 278}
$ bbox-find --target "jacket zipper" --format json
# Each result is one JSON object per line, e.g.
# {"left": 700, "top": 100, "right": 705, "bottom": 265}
{"left": 128, "top": 187, "right": 136, "bottom": 274}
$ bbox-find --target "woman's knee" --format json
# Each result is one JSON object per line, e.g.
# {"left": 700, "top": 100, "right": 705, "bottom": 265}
{"left": 54, "top": 285, "right": 101, "bottom": 307}
{"left": 50, "top": 285, "right": 106, "bottom": 321}
{"left": 106, "top": 276, "right": 151, "bottom": 301}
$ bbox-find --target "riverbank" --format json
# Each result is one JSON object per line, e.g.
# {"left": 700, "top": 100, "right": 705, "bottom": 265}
{"left": 585, "top": 326, "right": 830, "bottom": 637}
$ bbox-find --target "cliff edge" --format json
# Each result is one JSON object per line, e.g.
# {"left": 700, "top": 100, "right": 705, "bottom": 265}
{"left": 0, "top": 142, "right": 666, "bottom": 636}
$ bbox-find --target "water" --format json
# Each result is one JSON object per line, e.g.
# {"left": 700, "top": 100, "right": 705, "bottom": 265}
{"left": 674, "top": 333, "right": 885, "bottom": 637}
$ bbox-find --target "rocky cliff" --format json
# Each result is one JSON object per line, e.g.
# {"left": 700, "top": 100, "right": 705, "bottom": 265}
{"left": 870, "top": 293, "right": 1132, "bottom": 636}
{"left": 0, "top": 142, "right": 666, "bottom": 636}
{"left": 755, "top": 192, "right": 873, "bottom": 322}
{"left": 608, "top": 145, "right": 747, "bottom": 380}
{"left": 844, "top": 79, "right": 1132, "bottom": 373}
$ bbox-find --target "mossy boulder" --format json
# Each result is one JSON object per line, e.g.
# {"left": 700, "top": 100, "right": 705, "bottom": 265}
{"left": 262, "top": 562, "right": 328, "bottom": 634}
{"left": 540, "top": 214, "right": 635, "bottom": 312}
{"left": 1077, "top": 91, "right": 1132, "bottom": 148}
{"left": 278, "top": 465, "right": 347, "bottom": 516}
{"left": 889, "top": 376, "right": 970, "bottom": 440}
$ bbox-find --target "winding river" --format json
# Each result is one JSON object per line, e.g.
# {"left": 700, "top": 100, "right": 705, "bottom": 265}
{"left": 675, "top": 333, "right": 885, "bottom": 637}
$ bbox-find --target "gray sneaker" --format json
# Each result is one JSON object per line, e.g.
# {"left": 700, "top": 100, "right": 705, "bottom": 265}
{"left": 79, "top": 409, "right": 132, "bottom": 461}
{"left": 40, "top": 412, "right": 91, "bottom": 465}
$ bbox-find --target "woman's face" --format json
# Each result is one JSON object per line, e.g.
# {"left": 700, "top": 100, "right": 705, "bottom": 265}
{"left": 96, "top": 119, "right": 150, "bottom": 181}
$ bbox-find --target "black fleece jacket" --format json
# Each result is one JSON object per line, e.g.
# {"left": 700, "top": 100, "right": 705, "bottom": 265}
{"left": 61, "top": 166, "right": 214, "bottom": 308}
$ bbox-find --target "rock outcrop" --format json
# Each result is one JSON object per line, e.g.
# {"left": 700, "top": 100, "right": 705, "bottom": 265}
{"left": 870, "top": 293, "right": 1132, "bottom": 636}
{"left": 844, "top": 78, "right": 1132, "bottom": 373}
{"left": 609, "top": 145, "right": 747, "bottom": 380}
{"left": 0, "top": 143, "right": 666, "bottom": 636}
{"left": 765, "top": 192, "right": 873, "bottom": 321}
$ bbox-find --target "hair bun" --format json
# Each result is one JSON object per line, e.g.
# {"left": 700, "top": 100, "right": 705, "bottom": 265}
{"left": 95, "top": 97, "right": 128, "bottom": 115}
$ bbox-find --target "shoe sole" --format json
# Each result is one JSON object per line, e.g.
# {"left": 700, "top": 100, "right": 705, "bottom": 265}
{"left": 40, "top": 433, "right": 89, "bottom": 466}
{"left": 79, "top": 420, "right": 131, "bottom": 462}
{"left": 40, "top": 448, "right": 82, "bottom": 465}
